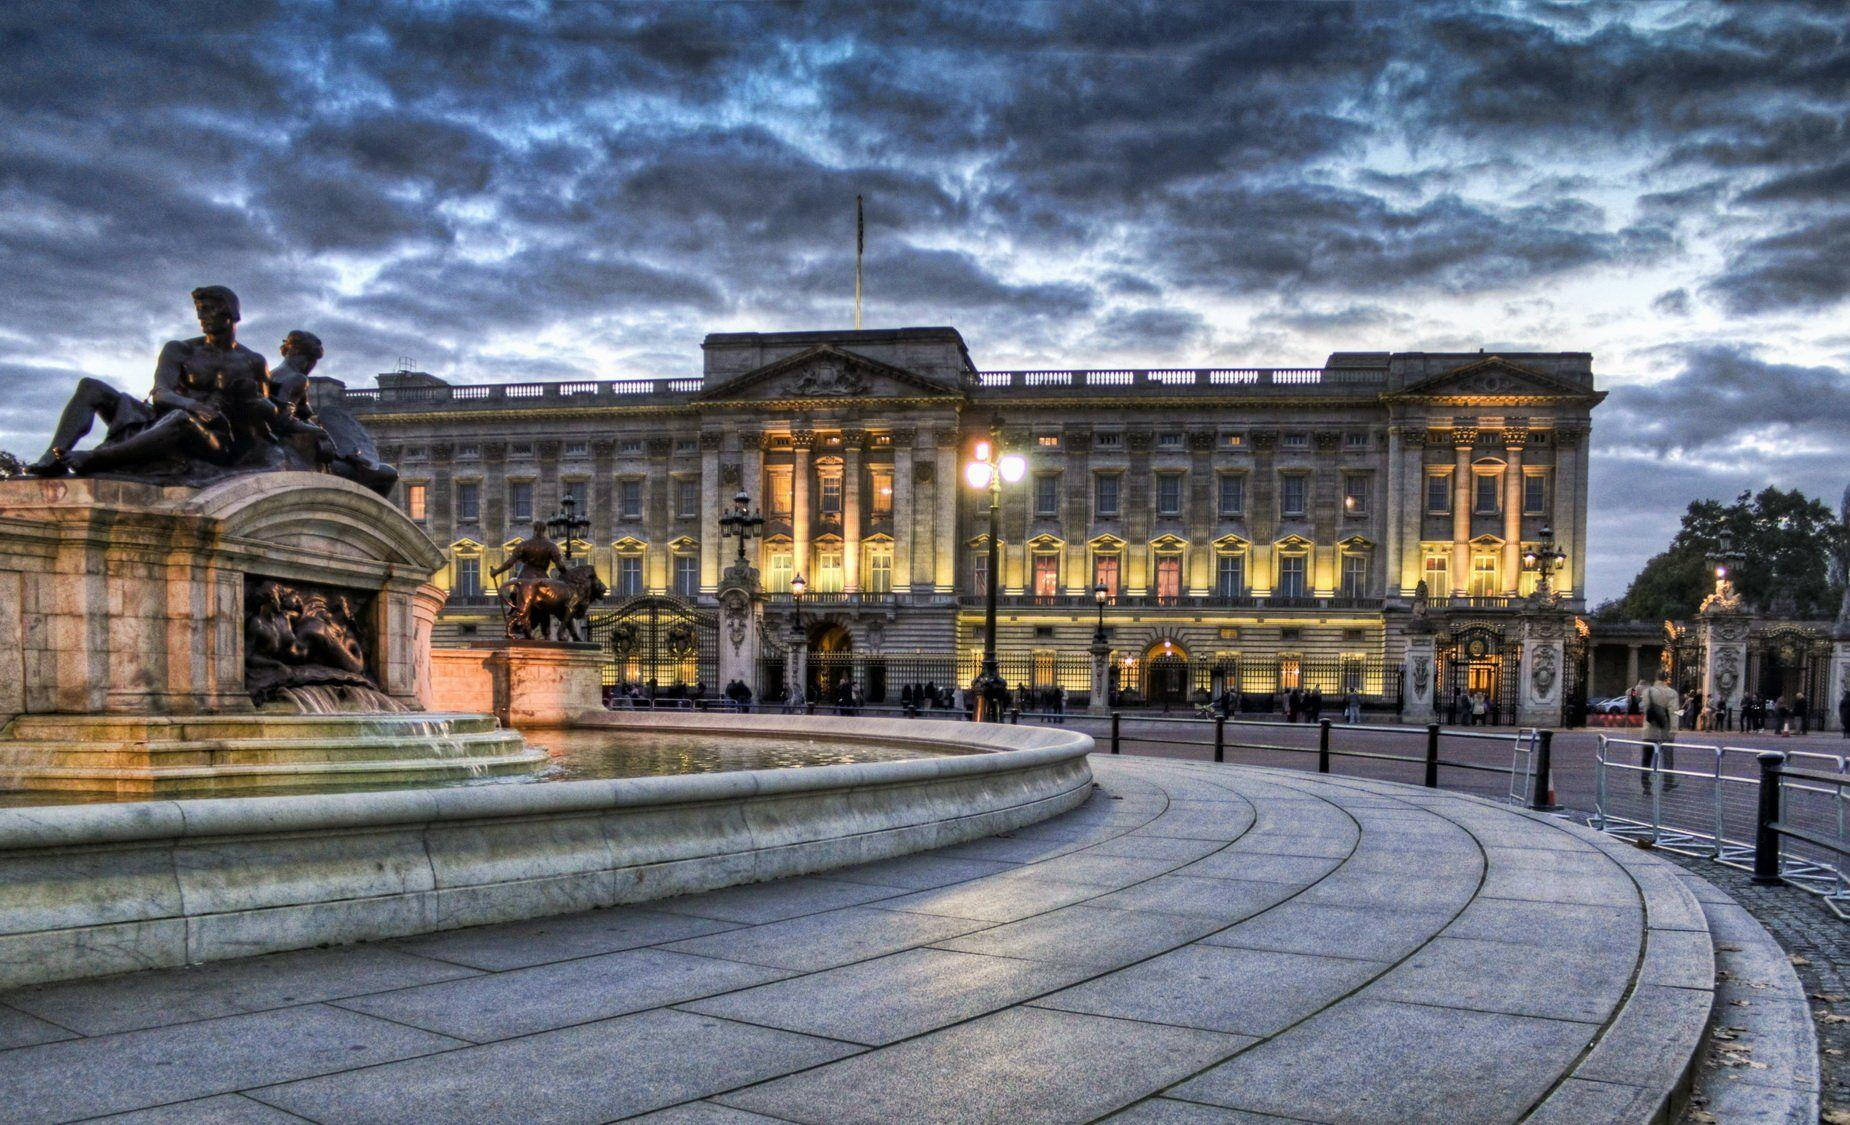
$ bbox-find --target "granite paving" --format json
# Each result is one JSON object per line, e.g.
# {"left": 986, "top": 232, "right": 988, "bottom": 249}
{"left": 0, "top": 755, "right": 1739, "bottom": 1123}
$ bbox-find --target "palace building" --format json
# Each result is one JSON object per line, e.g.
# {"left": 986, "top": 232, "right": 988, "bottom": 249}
{"left": 333, "top": 327, "right": 1603, "bottom": 719}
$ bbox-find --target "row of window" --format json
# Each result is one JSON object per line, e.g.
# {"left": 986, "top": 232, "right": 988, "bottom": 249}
{"left": 1425, "top": 469, "right": 1550, "bottom": 516}
{"left": 406, "top": 478, "right": 702, "bottom": 524}
{"left": 417, "top": 437, "right": 703, "bottom": 461}
{"left": 1069, "top": 472, "right": 1369, "bottom": 520}
{"left": 972, "top": 549, "right": 1370, "bottom": 602}
{"left": 451, "top": 551, "right": 703, "bottom": 600}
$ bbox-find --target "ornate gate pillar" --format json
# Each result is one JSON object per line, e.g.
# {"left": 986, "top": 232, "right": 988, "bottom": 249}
{"left": 1517, "top": 607, "right": 1571, "bottom": 727}
{"left": 715, "top": 557, "right": 763, "bottom": 700}
{"left": 1826, "top": 620, "right": 1849, "bottom": 733}
{"left": 1398, "top": 585, "right": 1437, "bottom": 723}
{"left": 1088, "top": 638, "right": 1112, "bottom": 713}
{"left": 1699, "top": 579, "right": 1750, "bottom": 723}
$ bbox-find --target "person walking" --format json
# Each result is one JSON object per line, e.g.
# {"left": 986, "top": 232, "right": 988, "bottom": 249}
{"left": 1344, "top": 689, "right": 1362, "bottom": 725}
{"left": 1640, "top": 672, "right": 1679, "bottom": 793}
{"left": 1838, "top": 687, "right": 1850, "bottom": 738}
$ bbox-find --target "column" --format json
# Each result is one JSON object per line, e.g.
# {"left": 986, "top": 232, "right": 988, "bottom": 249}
{"left": 1399, "top": 434, "right": 1426, "bottom": 595}
{"left": 699, "top": 431, "right": 722, "bottom": 595}
{"left": 1625, "top": 644, "right": 1640, "bottom": 688}
{"left": 792, "top": 435, "right": 812, "bottom": 582}
{"left": 1701, "top": 610, "right": 1750, "bottom": 720}
{"left": 1502, "top": 441, "right": 1523, "bottom": 595}
{"left": 934, "top": 432, "right": 958, "bottom": 592}
{"left": 742, "top": 433, "right": 764, "bottom": 570}
{"left": 1452, "top": 435, "right": 1472, "bottom": 589}
{"left": 843, "top": 432, "right": 863, "bottom": 593}
{"left": 1385, "top": 424, "right": 1404, "bottom": 596}
{"left": 892, "top": 432, "right": 914, "bottom": 593}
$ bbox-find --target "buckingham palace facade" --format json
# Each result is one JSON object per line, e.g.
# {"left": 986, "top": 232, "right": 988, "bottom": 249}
{"left": 332, "top": 327, "right": 1602, "bottom": 715}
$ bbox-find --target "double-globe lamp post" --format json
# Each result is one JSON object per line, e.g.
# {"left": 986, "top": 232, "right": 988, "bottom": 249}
{"left": 788, "top": 572, "right": 807, "bottom": 707}
{"left": 964, "top": 423, "right": 1026, "bottom": 722}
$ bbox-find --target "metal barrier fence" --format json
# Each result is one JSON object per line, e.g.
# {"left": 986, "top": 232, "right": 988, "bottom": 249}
{"left": 1593, "top": 736, "right": 1850, "bottom": 918}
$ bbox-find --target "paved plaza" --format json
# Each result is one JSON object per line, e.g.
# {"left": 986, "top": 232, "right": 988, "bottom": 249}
{"left": 3, "top": 752, "right": 1804, "bottom": 1124}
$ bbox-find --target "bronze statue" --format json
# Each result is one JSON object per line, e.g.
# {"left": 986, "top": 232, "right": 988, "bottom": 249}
{"left": 492, "top": 520, "right": 568, "bottom": 638}
{"left": 26, "top": 287, "right": 398, "bottom": 492}
{"left": 513, "top": 563, "right": 607, "bottom": 642}
{"left": 243, "top": 578, "right": 378, "bottom": 701}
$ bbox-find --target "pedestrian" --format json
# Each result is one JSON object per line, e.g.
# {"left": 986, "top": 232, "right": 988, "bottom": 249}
{"left": 1344, "top": 690, "right": 1362, "bottom": 725}
{"left": 1640, "top": 672, "right": 1679, "bottom": 792}
{"left": 1794, "top": 691, "right": 1809, "bottom": 735}
{"left": 1470, "top": 691, "right": 1488, "bottom": 727}
{"left": 1286, "top": 687, "right": 1301, "bottom": 724}
{"left": 1308, "top": 687, "right": 1323, "bottom": 723}
{"left": 1838, "top": 688, "right": 1850, "bottom": 739}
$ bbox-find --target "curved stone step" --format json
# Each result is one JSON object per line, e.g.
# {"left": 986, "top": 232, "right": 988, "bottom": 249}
{"left": 4, "top": 712, "right": 505, "bottom": 742}
{"left": 0, "top": 730, "right": 533, "bottom": 769}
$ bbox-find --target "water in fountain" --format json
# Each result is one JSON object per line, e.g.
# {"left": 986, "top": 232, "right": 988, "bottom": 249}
{"left": 277, "top": 684, "right": 409, "bottom": 714}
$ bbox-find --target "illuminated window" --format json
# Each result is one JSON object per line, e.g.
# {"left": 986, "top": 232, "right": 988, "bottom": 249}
{"left": 871, "top": 469, "right": 893, "bottom": 517}
{"left": 1093, "top": 552, "right": 1120, "bottom": 598}
{"left": 1469, "top": 553, "right": 1500, "bottom": 596}
{"left": 815, "top": 545, "right": 843, "bottom": 592}
{"left": 1423, "top": 550, "right": 1451, "bottom": 597}
{"left": 867, "top": 546, "right": 893, "bottom": 593}
{"left": 455, "top": 482, "right": 479, "bottom": 522}
{"left": 1032, "top": 553, "right": 1060, "bottom": 599}
{"left": 1154, "top": 554, "right": 1183, "bottom": 603}
{"left": 1037, "top": 434, "right": 1060, "bottom": 448}
{"left": 764, "top": 545, "right": 792, "bottom": 592}
{"left": 405, "top": 483, "right": 428, "bottom": 521}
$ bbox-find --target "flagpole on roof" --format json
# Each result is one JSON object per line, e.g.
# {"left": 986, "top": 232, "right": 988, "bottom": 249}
{"left": 854, "top": 194, "right": 864, "bottom": 331}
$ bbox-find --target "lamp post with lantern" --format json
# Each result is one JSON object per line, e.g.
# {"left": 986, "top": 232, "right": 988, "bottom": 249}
{"left": 788, "top": 573, "right": 808, "bottom": 709}
{"left": 1088, "top": 582, "right": 1112, "bottom": 713}
{"left": 964, "top": 420, "right": 1026, "bottom": 722}
{"left": 1521, "top": 525, "right": 1566, "bottom": 603}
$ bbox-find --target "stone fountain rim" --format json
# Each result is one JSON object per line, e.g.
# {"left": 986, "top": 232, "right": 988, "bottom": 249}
{"left": 0, "top": 715, "right": 1092, "bottom": 849}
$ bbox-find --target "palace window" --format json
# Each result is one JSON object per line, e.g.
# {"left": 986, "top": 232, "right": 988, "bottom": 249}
{"left": 1095, "top": 474, "right": 1121, "bottom": 518}
{"left": 1216, "top": 552, "right": 1245, "bottom": 599}
{"left": 1224, "top": 433, "right": 1245, "bottom": 448}
{"left": 405, "top": 483, "right": 428, "bottom": 522}
{"left": 1523, "top": 472, "right": 1549, "bottom": 515}
{"left": 1034, "top": 475, "right": 1060, "bottom": 518}
{"left": 1156, "top": 473, "right": 1183, "bottom": 515}
{"left": 674, "top": 437, "right": 699, "bottom": 455}
{"left": 1218, "top": 474, "right": 1245, "bottom": 516}
{"left": 675, "top": 478, "right": 699, "bottom": 518}
{"left": 1474, "top": 470, "right": 1501, "bottom": 514}
{"left": 1093, "top": 551, "right": 1121, "bottom": 599}
{"left": 563, "top": 479, "right": 588, "bottom": 512}
{"left": 867, "top": 546, "right": 893, "bottom": 593}
{"left": 455, "top": 482, "right": 480, "bottom": 523}
{"left": 1279, "top": 475, "right": 1307, "bottom": 517}
{"left": 1426, "top": 472, "right": 1451, "bottom": 514}
{"left": 616, "top": 555, "right": 643, "bottom": 597}
{"left": 1282, "top": 432, "right": 1308, "bottom": 449}
{"left": 1422, "top": 550, "right": 1451, "bottom": 597}
{"left": 1341, "top": 553, "right": 1368, "bottom": 598}
{"left": 871, "top": 469, "right": 893, "bottom": 517}
{"left": 814, "top": 545, "right": 843, "bottom": 593}
{"left": 1469, "top": 553, "right": 1500, "bottom": 597}
{"left": 672, "top": 553, "right": 699, "bottom": 597}
{"left": 818, "top": 466, "right": 843, "bottom": 516}
{"left": 767, "top": 467, "right": 793, "bottom": 516}
{"left": 1154, "top": 554, "right": 1183, "bottom": 604}
{"left": 618, "top": 437, "right": 642, "bottom": 454}
{"left": 1342, "top": 474, "right": 1370, "bottom": 515}
{"left": 1037, "top": 434, "right": 1060, "bottom": 448}
{"left": 457, "top": 443, "right": 479, "bottom": 460}
{"left": 971, "top": 550, "right": 990, "bottom": 597}
{"left": 509, "top": 481, "right": 533, "bottom": 524}
{"left": 618, "top": 479, "right": 643, "bottom": 520}
{"left": 1276, "top": 553, "right": 1308, "bottom": 599}
{"left": 453, "top": 555, "right": 481, "bottom": 598}
{"left": 1095, "top": 430, "right": 1122, "bottom": 449}
{"left": 1158, "top": 432, "right": 1183, "bottom": 449}
{"left": 564, "top": 440, "right": 588, "bottom": 457}
{"left": 1032, "top": 553, "right": 1060, "bottom": 600}
{"left": 1344, "top": 431, "right": 1368, "bottom": 449}
{"left": 764, "top": 545, "right": 793, "bottom": 592}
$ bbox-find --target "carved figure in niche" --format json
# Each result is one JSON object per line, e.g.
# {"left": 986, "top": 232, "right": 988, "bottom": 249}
{"left": 30, "top": 286, "right": 262, "bottom": 477}
{"left": 243, "top": 579, "right": 377, "bottom": 701}
{"left": 288, "top": 591, "right": 368, "bottom": 675}
{"left": 1530, "top": 644, "right": 1558, "bottom": 700}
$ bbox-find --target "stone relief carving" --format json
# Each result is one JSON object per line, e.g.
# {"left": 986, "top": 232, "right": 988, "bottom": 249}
{"left": 1714, "top": 646, "right": 1741, "bottom": 696}
{"left": 1530, "top": 644, "right": 1558, "bottom": 701}
{"left": 719, "top": 586, "right": 752, "bottom": 653}
{"left": 1412, "top": 655, "right": 1431, "bottom": 699}
{"left": 244, "top": 578, "right": 375, "bottom": 702}
{"left": 789, "top": 359, "right": 869, "bottom": 397}
{"left": 1699, "top": 576, "right": 1746, "bottom": 615}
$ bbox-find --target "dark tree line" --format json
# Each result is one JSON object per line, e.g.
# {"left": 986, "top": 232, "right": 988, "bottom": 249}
{"left": 1599, "top": 485, "right": 1849, "bottom": 621}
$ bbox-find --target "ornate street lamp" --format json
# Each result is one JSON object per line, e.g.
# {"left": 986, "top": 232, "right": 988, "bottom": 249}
{"left": 1522, "top": 525, "right": 1566, "bottom": 601}
{"left": 546, "top": 491, "right": 591, "bottom": 562}
{"left": 1092, "top": 582, "right": 1110, "bottom": 644}
{"left": 964, "top": 421, "right": 1027, "bottom": 722}
{"left": 788, "top": 572, "right": 808, "bottom": 705}
{"left": 718, "top": 488, "right": 765, "bottom": 566}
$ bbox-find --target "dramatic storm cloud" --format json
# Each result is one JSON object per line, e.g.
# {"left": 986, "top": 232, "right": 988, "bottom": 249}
{"left": 1, "top": 0, "right": 1846, "bottom": 600}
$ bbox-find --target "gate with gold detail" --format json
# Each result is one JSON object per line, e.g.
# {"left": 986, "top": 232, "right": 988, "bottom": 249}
{"left": 587, "top": 595, "right": 718, "bottom": 692}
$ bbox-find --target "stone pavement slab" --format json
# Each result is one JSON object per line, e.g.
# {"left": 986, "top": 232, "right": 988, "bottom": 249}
{"left": 0, "top": 754, "right": 1740, "bottom": 1124}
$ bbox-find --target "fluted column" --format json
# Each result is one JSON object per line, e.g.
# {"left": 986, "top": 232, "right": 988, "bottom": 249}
{"left": 1385, "top": 424, "right": 1404, "bottom": 594}
{"left": 892, "top": 430, "right": 914, "bottom": 592}
{"left": 792, "top": 434, "right": 812, "bottom": 582}
{"left": 934, "top": 431, "right": 958, "bottom": 592}
{"left": 699, "top": 431, "right": 722, "bottom": 595}
{"left": 1502, "top": 439, "right": 1524, "bottom": 594}
{"left": 1452, "top": 432, "right": 1473, "bottom": 591}
{"left": 842, "top": 432, "right": 863, "bottom": 593}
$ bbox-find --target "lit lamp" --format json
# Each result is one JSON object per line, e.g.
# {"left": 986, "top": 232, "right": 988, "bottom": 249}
{"left": 718, "top": 488, "right": 764, "bottom": 566}
{"left": 788, "top": 572, "right": 807, "bottom": 706}
{"left": 965, "top": 421, "right": 1027, "bottom": 722}
{"left": 1523, "top": 525, "right": 1566, "bottom": 600}
{"left": 1092, "top": 581, "right": 1109, "bottom": 643}
{"left": 546, "top": 491, "right": 591, "bottom": 562}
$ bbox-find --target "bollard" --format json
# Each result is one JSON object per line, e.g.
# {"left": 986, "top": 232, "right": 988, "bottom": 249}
{"left": 1111, "top": 711, "right": 1121, "bottom": 755}
{"left": 1753, "top": 751, "right": 1787, "bottom": 885}
{"left": 1424, "top": 723, "right": 1440, "bottom": 788}
{"left": 1318, "top": 719, "right": 1331, "bottom": 773}
{"left": 1529, "top": 730, "right": 1556, "bottom": 811}
{"left": 1214, "top": 715, "right": 1226, "bottom": 763}
{"left": 1008, "top": 708, "right": 1020, "bottom": 725}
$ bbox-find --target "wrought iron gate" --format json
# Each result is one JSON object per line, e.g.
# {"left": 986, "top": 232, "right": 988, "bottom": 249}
{"left": 587, "top": 595, "right": 718, "bottom": 693}
{"left": 1437, "top": 624, "right": 1521, "bottom": 726}
{"left": 1561, "top": 619, "right": 1590, "bottom": 728}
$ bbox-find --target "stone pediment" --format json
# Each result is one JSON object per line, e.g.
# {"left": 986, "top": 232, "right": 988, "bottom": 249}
{"left": 694, "top": 345, "right": 965, "bottom": 404}
{"left": 1393, "top": 357, "right": 1592, "bottom": 400}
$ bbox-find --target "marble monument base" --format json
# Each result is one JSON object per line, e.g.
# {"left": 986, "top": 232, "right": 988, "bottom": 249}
{"left": 428, "top": 641, "right": 604, "bottom": 728}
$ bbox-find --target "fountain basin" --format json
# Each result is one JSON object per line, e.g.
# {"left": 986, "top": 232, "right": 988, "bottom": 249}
{"left": 0, "top": 713, "right": 1093, "bottom": 988}
{"left": 0, "top": 712, "right": 546, "bottom": 796}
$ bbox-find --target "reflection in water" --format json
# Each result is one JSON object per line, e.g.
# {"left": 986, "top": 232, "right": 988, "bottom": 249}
{"left": 0, "top": 730, "right": 958, "bottom": 807}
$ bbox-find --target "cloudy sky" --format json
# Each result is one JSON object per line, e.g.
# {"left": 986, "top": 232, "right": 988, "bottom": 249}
{"left": 2, "top": 0, "right": 1845, "bottom": 601}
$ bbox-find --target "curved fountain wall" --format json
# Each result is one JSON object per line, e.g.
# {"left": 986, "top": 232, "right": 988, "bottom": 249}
{"left": 0, "top": 714, "right": 1093, "bottom": 988}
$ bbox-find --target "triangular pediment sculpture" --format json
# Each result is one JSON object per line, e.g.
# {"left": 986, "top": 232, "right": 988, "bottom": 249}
{"left": 1394, "top": 357, "right": 1594, "bottom": 400}
{"left": 694, "top": 345, "right": 966, "bottom": 403}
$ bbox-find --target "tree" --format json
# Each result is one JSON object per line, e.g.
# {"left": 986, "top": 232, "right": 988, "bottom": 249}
{"left": 0, "top": 451, "right": 26, "bottom": 479}
{"left": 1607, "top": 486, "right": 1846, "bottom": 621}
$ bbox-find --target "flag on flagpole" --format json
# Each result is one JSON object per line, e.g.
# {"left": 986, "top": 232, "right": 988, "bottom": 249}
{"left": 854, "top": 194, "right": 864, "bottom": 330}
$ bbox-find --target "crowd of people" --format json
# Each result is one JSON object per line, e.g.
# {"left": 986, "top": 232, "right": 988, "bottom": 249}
{"left": 1616, "top": 681, "right": 1840, "bottom": 736}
